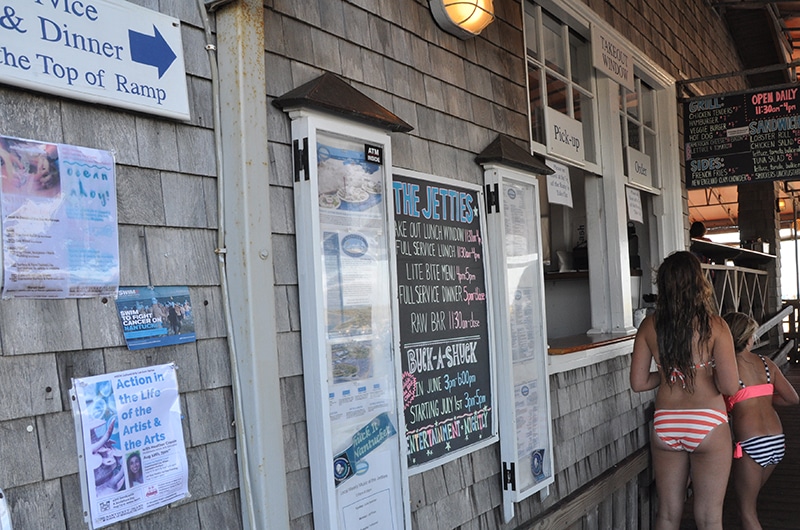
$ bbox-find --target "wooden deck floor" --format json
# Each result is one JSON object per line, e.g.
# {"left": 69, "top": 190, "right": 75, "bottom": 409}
{"left": 680, "top": 362, "right": 800, "bottom": 529}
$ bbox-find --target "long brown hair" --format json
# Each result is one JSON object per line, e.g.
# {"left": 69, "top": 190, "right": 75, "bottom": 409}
{"left": 655, "top": 251, "right": 716, "bottom": 390}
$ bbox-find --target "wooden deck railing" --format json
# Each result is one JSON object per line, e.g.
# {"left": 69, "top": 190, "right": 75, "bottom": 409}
{"left": 779, "top": 299, "right": 800, "bottom": 364}
{"left": 700, "top": 263, "right": 769, "bottom": 322}
{"left": 699, "top": 263, "right": 800, "bottom": 365}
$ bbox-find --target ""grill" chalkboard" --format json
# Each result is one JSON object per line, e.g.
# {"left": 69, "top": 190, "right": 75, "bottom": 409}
{"left": 684, "top": 86, "right": 800, "bottom": 188}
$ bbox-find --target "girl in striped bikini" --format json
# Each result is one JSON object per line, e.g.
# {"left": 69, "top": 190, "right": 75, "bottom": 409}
{"left": 631, "top": 251, "right": 740, "bottom": 530}
{"left": 723, "top": 312, "right": 798, "bottom": 530}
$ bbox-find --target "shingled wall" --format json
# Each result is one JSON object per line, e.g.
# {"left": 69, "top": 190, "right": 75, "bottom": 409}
{"left": 0, "top": 2, "right": 241, "bottom": 528}
{"left": 264, "top": 1, "right": 743, "bottom": 528}
{"left": 0, "top": 0, "right": 749, "bottom": 528}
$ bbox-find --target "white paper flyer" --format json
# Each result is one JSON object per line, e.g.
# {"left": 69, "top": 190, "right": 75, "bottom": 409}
{"left": 71, "top": 363, "right": 188, "bottom": 529}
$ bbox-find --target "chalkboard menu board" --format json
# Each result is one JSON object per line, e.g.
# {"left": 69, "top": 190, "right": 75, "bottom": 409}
{"left": 392, "top": 172, "right": 493, "bottom": 468}
{"left": 684, "top": 87, "right": 800, "bottom": 188}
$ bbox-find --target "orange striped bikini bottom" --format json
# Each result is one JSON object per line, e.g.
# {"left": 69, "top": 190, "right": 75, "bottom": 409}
{"left": 653, "top": 409, "right": 728, "bottom": 452}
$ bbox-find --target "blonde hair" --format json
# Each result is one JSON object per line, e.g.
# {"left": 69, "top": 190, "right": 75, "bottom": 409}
{"left": 723, "top": 312, "right": 758, "bottom": 354}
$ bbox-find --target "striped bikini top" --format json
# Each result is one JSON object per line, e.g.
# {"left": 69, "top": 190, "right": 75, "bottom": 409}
{"left": 656, "top": 359, "right": 715, "bottom": 389}
{"left": 724, "top": 354, "right": 774, "bottom": 412}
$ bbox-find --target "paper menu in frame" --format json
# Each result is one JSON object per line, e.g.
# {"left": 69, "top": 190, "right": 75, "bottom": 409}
{"left": 339, "top": 448, "right": 396, "bottom": 528}
{"left": 0, "top": 135, "right": 119, "bottom": 299}
{"left": 513, "top": 373, "right": 551, "bottom": 489}
{"left": 502, "top": 181, "right": 544, "bottom": 363}
{"left": 317, "top": 136, "right": 387, "bottom": 396}
{"left": 503, "top": 180, "right": 552, "bottom": 490}
{"left": 316, "top": 136, "right": 392, "bottom": 432}
{"left": 71, "top": 363, "right": 188, "bottom": 529}
{"left": 487, "top": 174, "right": 554, "bottom": 507}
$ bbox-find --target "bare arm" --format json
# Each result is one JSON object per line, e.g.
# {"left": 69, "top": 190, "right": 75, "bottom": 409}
{"left": 769, "top": 359, "right": 799, "bottom": 406}
{"left": 710, "top": 316, "right": 740, "bottom": 396}
{"left": 630, "top": 317, "right": 660, "bottom": 392}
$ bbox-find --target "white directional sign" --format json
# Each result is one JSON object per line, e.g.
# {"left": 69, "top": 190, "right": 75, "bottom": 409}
{"left": 1, "top": 0, "right": 190, "bottom": 120}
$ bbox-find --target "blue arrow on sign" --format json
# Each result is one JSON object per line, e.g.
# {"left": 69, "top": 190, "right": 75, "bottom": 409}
{"left": 129, "top": 25, "right": 177, "bottom": 79}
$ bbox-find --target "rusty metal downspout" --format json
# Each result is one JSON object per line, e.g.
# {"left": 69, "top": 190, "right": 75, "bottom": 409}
{"left": 195, "top": 1, "right": 257, "bottom": 527}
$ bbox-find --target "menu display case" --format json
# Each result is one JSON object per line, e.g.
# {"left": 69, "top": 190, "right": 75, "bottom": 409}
{"left": 291, "top": 113, "right": 407, "bottom": 529}
{"left": 484, "top": 166, "right": 555, "bottom": 521}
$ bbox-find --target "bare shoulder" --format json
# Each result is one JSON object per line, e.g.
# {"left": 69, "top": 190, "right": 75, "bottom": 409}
{"left": 763, "top": 355, "right": 783, "bottom": 372}
{"left": 634, "top": 314, "right": 656, "bottom": 343}
{"left": 637, "top": 314, "right": 656, "bottom": 333}
{"left": 709, "top": 314, "right": 734, "bottom": 337}
{"left": 709, "top": 314, "right": 729, "bottom": 329}
{"left": 762, "top": 354, "right": 775, "bottom": 365}
{"left": 633, "top": 315, "right": 657, "bottom": 357}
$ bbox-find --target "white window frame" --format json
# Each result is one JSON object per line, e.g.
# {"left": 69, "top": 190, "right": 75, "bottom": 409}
{"left": 621, "top": 77, "right": 663, "bottom": 194}
{"left": 524, "top": 2, "right": 601, "bottom": 175}
{"left": 525, "top": 0, "right": 684, "bottom": 343}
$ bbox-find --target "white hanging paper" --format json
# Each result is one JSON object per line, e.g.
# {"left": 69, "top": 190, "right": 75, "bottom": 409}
{"left": 626, "top": 187, "right": 644, "bottom": 223}
{"left": 544, "top": 160, "right": 573, "bottom": 208}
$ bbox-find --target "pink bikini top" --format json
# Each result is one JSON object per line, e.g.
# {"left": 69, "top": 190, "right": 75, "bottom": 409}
{"left": 724, "top": 354, "right": 774, "bottom": 412}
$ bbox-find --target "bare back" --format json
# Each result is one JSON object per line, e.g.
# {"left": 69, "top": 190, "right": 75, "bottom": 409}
{"left": 730, "top": 351, "right": 798, "bottom": 440}
{"left": 631, "top": 313, "right": 739, "bottom": 410}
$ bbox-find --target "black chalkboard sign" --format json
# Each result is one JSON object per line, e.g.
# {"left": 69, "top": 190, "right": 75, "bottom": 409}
{"left": 392, "top": 173, "right": 493, "bottom": 468}
{"left": 684, "top": 86, "right": 800, "bottom": 188}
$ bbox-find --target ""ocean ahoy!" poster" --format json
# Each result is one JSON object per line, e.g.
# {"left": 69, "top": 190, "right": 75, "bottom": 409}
{"left": 71, "top": 364, "right": 188, "bottom": 529}
{"left": 0, "top": 135, "right": 119, "bottom": 298}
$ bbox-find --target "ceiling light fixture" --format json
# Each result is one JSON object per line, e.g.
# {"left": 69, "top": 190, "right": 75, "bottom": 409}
{"left": 430, "top": 0, "right": 495, "bottom": 39}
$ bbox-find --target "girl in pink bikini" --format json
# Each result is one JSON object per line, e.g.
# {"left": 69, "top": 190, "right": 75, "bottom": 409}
{"left": 722, "top": 312, "right": 798, "bottom": 530}
{"left": 631, "top": 251, "right": 740, "bottom": 530}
